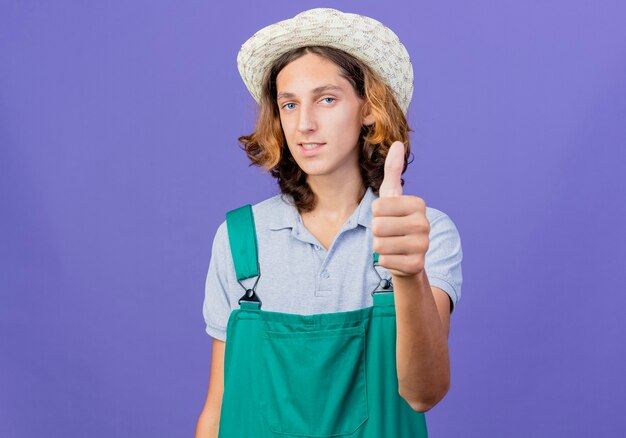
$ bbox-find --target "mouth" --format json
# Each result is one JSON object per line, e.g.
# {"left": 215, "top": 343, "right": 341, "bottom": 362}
{"left": 298, "top": 142, "right": 326, "bottom": 153}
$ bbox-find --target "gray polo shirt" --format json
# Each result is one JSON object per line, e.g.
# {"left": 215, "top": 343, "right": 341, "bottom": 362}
{"left": 203, "top": 186, "right": 463, "bottom": 342}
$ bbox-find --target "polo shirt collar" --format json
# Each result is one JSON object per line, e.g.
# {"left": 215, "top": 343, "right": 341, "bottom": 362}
{"left": 269, "top": 186, "right": 377, "bottom": 231}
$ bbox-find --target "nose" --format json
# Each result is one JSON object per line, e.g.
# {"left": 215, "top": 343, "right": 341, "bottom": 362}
{"left": 297, "top": 103, "right": 317, "bottom": 133}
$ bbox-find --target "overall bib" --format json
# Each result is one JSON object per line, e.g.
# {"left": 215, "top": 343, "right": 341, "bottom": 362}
{"left": 217, "top": 204, "right": 428, "bottom": 437}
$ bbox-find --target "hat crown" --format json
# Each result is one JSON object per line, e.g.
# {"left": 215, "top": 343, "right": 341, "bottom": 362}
{"left": 237, "top": 8, "right": 414, "bottom": 114}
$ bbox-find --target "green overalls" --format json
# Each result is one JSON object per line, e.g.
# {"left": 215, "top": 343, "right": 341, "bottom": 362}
{"left": 217, "top": 204, "right": 428, "bottom": 437}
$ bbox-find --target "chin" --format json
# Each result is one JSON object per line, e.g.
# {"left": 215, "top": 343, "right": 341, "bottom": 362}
{"left": 303, "top": 168, "right": 333, "bottom": 177}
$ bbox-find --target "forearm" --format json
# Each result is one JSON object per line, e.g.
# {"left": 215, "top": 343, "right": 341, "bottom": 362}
{"left": 393, "top": 269, "right": 450, "bottom": 411}
{"left": 194, "top": 410, "right": 220, "bottom": 438}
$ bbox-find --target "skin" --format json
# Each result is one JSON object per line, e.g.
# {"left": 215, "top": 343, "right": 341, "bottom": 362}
{"left": 276, "top": 53, "right": 376, "bottom": 233}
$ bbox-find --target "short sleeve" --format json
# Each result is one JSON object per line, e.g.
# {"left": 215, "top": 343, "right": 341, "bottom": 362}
{"left": 424, "top": 211, "right": 463, "bottom": 313}
{"left": 202, "top": 220, "right": 234, "bottom": 342}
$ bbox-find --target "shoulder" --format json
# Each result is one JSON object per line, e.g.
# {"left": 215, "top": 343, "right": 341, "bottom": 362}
{"left": 250, "top": 192, "right": 293, "bottom": 230}
{"left": 424, "top": 207, "right": 462, "bottom": 266}
{"left": 215, "top": 193, "right": 276, "bottom": 232}
{"left": 250, "top": 192, "right": 286, "bottom": 214}
{"left": 216, "top": 193, "right": 289, "bottom": 243}
{"left": 210, "top": 194, "right": 283, "bottom": 267}
{"left": 426, "top": 206, "right": 456, "bottom": 232}
{"left": 225, "top": 192, "right": 287, "bottom": 217}
{"left": 425, "top": 206, "right": 460, "bottom": 235}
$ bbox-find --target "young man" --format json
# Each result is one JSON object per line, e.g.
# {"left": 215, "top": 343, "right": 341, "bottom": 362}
{"left": 196, "top": 8, "right": 463, "bottom": 438}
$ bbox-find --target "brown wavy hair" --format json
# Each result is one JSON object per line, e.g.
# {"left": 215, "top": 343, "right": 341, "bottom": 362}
{"left": 238, "top": 45, "right": 413, "bottom": 213}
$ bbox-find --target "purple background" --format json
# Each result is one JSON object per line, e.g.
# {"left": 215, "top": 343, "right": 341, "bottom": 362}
{"left": 1, "top": 1, "right": 625, "bottom": 437}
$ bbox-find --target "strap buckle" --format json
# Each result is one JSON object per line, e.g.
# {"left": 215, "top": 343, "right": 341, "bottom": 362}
{"left": 237, "top": 274, "right": 262, "bottom": 308}
{"left": 371, "top": 258, "right": 393, "bottom": 296}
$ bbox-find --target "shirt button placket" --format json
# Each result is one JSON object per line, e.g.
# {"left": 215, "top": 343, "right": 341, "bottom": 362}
{"left": 316, "top": 266, "right": 332, "bottom": 296}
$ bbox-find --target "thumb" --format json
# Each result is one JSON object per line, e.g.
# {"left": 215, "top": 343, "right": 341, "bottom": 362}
{"left": 379, "top": 141, "right": 405, "bottom": 197}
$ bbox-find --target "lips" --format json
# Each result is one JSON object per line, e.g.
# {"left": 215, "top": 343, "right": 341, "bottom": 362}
{"left": 298, "top": 142, "right": 326, "bottom": 155}
{"left": 299, "top": 142, "right": 326, "bottom": 148}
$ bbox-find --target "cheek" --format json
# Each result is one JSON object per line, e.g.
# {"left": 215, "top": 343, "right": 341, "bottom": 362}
{"left": 321, "top": 110, "right": 358, "bottom": 136}
{"left": 280, "top": 117, "right": 297, "bottom": 144}
{"left": 279, "top": 115, "right": 291, "bottom": 133}
{"left": 333, "top": 114, "right": 362, "bottom": 144}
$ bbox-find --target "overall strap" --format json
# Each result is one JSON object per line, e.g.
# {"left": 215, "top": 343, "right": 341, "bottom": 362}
{"left": 225, "top": 205, "right": 263, "bottom": 310}
{"left": 225, "top": 204, "right": 259, "bottom": 281}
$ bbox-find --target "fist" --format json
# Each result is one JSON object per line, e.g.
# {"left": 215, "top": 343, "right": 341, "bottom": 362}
{"left": 371, "top": 141, "right": 430, "bottom": 278}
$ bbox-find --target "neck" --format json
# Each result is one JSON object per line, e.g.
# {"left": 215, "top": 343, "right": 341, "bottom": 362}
{"left": 302, "top": 177, "right": 367, "bottom": 226}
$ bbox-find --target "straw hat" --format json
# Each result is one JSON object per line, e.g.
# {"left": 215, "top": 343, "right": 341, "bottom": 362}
{"left": 236, "top": 8, "right": 414, "bottom": 114}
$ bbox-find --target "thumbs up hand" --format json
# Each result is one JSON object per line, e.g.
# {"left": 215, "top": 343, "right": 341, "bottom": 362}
{"left": 371, "top": 141, "right": 430, "bottom": 278}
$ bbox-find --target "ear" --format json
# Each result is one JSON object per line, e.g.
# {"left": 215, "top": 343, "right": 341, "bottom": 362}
{"left": 361, "top": 102, "right": 375, "bottom": 126}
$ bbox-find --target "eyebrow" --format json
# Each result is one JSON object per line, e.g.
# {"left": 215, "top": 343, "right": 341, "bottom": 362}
{"left": 277, "top": 84, "right": 344, "bottom": 101}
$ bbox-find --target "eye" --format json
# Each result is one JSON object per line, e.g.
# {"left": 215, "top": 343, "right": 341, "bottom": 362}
{"left": 281, "top": 102, "right": 296, "bottom": 110}
{"left": 321, "top": 97, "right": 336, "bottom": 104}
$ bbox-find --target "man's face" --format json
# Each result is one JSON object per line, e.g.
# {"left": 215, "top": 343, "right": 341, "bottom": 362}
{"left": 276, "top": 53, "right": 373, "bottom": 179}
